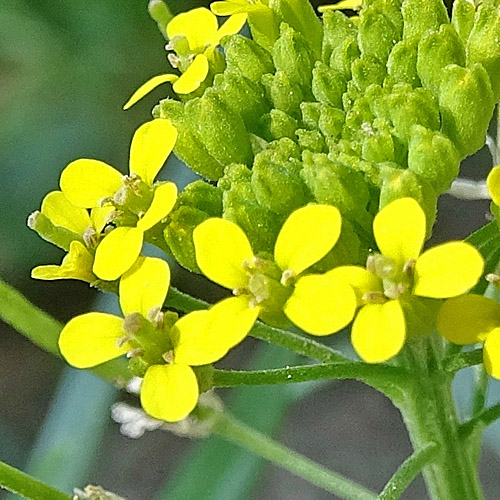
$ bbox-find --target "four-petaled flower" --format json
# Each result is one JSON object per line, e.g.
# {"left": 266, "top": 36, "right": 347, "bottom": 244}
{"left": 320, "top": 198, "right": 484, "bottom": 363}
{"left": 123, "top": 7, "right": 246, "bottom": 108}
{"left": 193, "top": 204, "right": 357, "bottom": 338}
{"left": 59, "top": 118, "right": 178, "bottom": 281}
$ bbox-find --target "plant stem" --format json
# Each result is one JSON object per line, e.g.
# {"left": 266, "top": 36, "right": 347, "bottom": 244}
{"left": 0, "top": 461, "right": 71, "bottom": 500}
{"left": 459, "top": 402, "right": 500, "bottom": 439}
{"left": 398, "top": 336, "right": 484, "bottom": 500}
{"left": 197, "top": 406, "right": 378, "bottom": 500}
{"left": 441, "top": 348, "right": 483, "bottom": 373}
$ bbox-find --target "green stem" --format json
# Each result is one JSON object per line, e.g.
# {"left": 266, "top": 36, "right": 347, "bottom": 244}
{"left": 0, "top": 461, "right": 71, "bottom": 500}
{"left": 0, "top": 279, "right": 131, "bottom": 384}
{"left": 213, "top": 363, "right": 410, "bottom": 399}
{"left": 398, "top": 336, "right": 484, "bottom": 500}
{"left": 378, "top": 443, "right": 438, "bottom": 500}
{"left": 167, "top": 287, "right": 351, "bottom": 364}
{"left": 197, "top": 406, "right": 378, "bottom": 500}
{"left": 441, "top": 348, "right": 483, "bottom": 373}
{"left": 459, "top": 402, "right": 500, "bottom": 439}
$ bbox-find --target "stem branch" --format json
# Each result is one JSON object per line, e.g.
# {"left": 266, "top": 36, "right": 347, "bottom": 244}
{"left": 459, "top": 402, "right": 500, "bottom": 439}
{"left": 441, "top": 349, "right": 483, "bottom": 373}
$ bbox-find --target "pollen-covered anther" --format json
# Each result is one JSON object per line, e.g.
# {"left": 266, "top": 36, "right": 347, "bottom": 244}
{"left": 126, "top": 347, "right": 144, "bottom": 359}
{"left": 123, "top": 312, "right": 143, "bottom": 335}
{"left": 366, "top": 254, "right": 395, "bottom": 280}
{"left": 116, "top": 334, "right": 132, "bottom": 348}
{"left": 383, "top": 282, "right": 409, "bottom": 300}
{"left": 167, "top": 53, "right": 181, "bottom": 68}
{"left": 362, "top": 291, "right": 387, "bottom": 304}
{"left": 232, "top": 287, "right": 248, "bottom": 296}
{"left": 486, "top": 273, "right": 500, "bottom": 284}
{"left": 280, "top": 269, "right": 296, "bottom": 286}
{"left": 147, "top": 306, "right": 164, "bottom": 328}
{"left": 83, "top": 227, "right": 98, "bottom": 248}
{"left": 162, "top": 350, "right": 174, "bottom": 364}
{"left": 403, "top": 259, "right": 416, "bottom": 275}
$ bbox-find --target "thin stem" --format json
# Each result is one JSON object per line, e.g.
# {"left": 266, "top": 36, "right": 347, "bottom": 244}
{"left": 213, "top": 363, "right": 411, "bottom": 398}
{"left": 0, "top": 279, "right": 131, "bottom": 384}
{"left": 167, "top": 287, "right": 351, "bottom": 364}
{"left": 441, "top": 348, "right": 483, "bottom": 373}
{"left": 471, "top": 364, "right": 489, "bottom": 416}
{"left": 459, "top": 403, "right": 500, "bottom": 440}
{"left": 0, "top": 461, "right": 71, "bottom": 500}
{"left": 197, "top": 406, "right": 378, "bottom": 500}
{"left": 378, "top": 443, "right": 438, "bottom": 500}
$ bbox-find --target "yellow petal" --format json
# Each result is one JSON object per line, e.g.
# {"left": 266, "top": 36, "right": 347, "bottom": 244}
{"left": 167, "top": 7, "right": 218, "bottom": 52}
{"left": 59, "top": 312, "right": 128, "bottom": 368}
{"left": 374, "top": 198, "right": 426, "bottom": 265}
{"left": 129, "top": 119, "right": 178, "bottom": 185}
{"left": 119, "top": 256, "right": 170, "bottom": 317}
{"left": 318, "top": 0, "right": 362, "bottom": 12}
{"left": 351, "top": 301, "right": 406, "bottom": 363}
{"left": 90, "top": 206, "right": 115, "bottom": 233}
{"left": 413, "top": 242, "right": 484, "bottom": 298}
{"left": 123, "top": 74, "right": 179, "bottom": 110}
{"left": 172, "top": 54, "right": 210, "bottom": 94}
{"left": 136, "top": 182, "right": 178, "bottom": 232}
{"left": 437, "top": 295, "right": 500, "bottom": 345}
{"left": 193, "top": 218, "right": 253, "bottom": 289}
{"left": 60, "top": 159, "right": 123, "bottom": 208}
{"left": 93, "top": 227, "right": 144, "bottom": 281}
{"left": 215, "top": 13, "right": 247, "bottom": 43}
{"left": 41, "top": 191, "right": 91, "bottom": 235}
{"left": 326, "top": 265, "right": 382, "bottom": 304}
{"left": 274, "top": 204, "right": 342, "bottom": 275}
{"left": 284, "top": 274, "right": 357, "bottom": 336}
{"left": 31, "top": 241, "right": 95, "bottom": 283}
{"left": 484, "top": 328, "right": 500, "bottom": 379}
{"left": 141, "top": 364, "right": 199, "bottom": 422}
{"left": 211, "top": 1, "right": 250, "bottom": 16}
{"left": 487, "top": 166, "right": 500, "bottom": 207}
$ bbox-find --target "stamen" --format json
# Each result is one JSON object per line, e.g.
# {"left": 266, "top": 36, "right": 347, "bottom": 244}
{"left": 403, "top": 259, "right": 416, "bottom": 275}
{"left": 126, "top": 348, "right": 144, "bottom": 358}
{"left": 486, "top": 273, "right": 500, "bottom": 284}
{"left": 280, "top": 269, "right": 295, "bottom": 286}
{"left": 362, "top": 291, "right": 387, "bottom": 304}
{"left": 162, "top": 350, "right": 174, "bottom": 364}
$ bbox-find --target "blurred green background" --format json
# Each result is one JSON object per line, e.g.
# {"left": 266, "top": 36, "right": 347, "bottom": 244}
{"left": 1, "top": 1, "right": 500, "bottom": 499}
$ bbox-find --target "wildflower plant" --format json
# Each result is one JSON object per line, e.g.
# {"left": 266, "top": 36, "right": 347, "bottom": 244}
{"left": 4, "top": 0, "right": 500, "bottom": 499}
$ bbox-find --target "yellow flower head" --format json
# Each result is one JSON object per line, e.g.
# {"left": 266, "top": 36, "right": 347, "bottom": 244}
{"left": 438, "top": 294, "right": 500, "bottom": 379}
{"left": 318, "top": 0, "right": 362, "bottom": 13}
{"left": 123, "top": 7, "right": 246, "bottom": 108}
{"left": 193, "top": 204, "right": 356, "bottom": 338}
{"left": 321, "top": 198, "right": 484, "bottom": 363}
{"left": 487, "top": 165, "right": 500, "bottom": 207}
{"left": 58, "top": 119, "right": 178, "bottom": 281}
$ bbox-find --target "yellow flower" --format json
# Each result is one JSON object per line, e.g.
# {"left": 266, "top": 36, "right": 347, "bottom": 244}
{"left": 123, "top": 7, "right": 246, "bottom": 108}
{"left": 59, "top": 256, "right": 245, "bottom": 422}
{"left": 438, "top": 294, "right": 500, "bottom": 379}
{"left": 59, "top": 119, "right": 178, "bottom": 281}
{"left": 318, "top": 0, "right": 362, "bottom": 13}
{"left": 487, "top": 165, "right": 500, "bottom": 207}
{"left": 193, "top": 204, "right": 357, "bottom": 338}
{"left": 321, "top": 198, "right": 484, "bottom": 363}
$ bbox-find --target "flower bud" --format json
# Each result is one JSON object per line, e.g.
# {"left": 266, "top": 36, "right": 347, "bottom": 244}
{"left": 262, "top": 71, "right": 304, "bottom": 118}
{"left": 402, "top": 0, "right": 449, "bottom": 40}
{"left": 351, "top": 55, "right": 386, "bottom": 91}
{"left": 27, "top": 211, "right": 81, "bottom": 251}
{"left": 177, "top": 180, "right": 223, "bottom": 217}
{"left": 451, "top": 0, "right": 476, "bottom": 42}
{"left": 387, "top": 37, "right": 420, "bottom": 87}
{"left": 297, "top": 129, "right": 327, "bottom": 153}
{"left": 261, "top": 110, "right": 299, "bottom": 141}
{"left": 322, "top": 10, "right": 357, "bottom": 66}
{"left": 319, "top": 105, "right": 345, "bottom": 139}
{"left": 362, "top": 128, "right": 395, "bottom": 164}
{"left": 312, "top": 61, "right": 346, "bottom": 108}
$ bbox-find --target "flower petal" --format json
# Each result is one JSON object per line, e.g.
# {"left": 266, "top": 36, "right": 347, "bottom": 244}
{"left": 59, "top": 312, "right": 128, "bottom": 368}
{"left": 172, "top": 54, "right": 210, "bottom": 94}
{"left": 41, "top": 191, "right": 91, "bottom": 235}
{"left": 413, "top": 242, "right": 484, "bottom": 298}
{"left": 484, "top": 328, "right": 500, "bottom": 379}
{"left": 284, "top": 274, "right": 357, "bottom": 336}
{"left": 193, "top": 218, "right": 253, "bottom": 289}
{"left": 136, "top": 182, "right": 178, "bottom": 232}
{"left": 123, "top": 74, "right": 179, "bottom": 110}
{"left": 119, "top": 256, "right": 170, "bottom": 317}
{"left": 374, "top": 198, "right": 426, "bottom": 265}
{"left": 211, "top": 0, "right": 250, "bottom": 16}
{"left": 141, "top": 364, "right": 199, "bottom": 422}
{"left": 351, "top": 300, "right": 406, "bottom": 363}
{"left": 90, "top": 206, "right": 115, "bottom": 233}
{"left": 318, "top": 0, "right": 362, "bottom": 12}
{"left": 129, "top": 119, "right": 178, "bottom": 185}
{"left": 167, "top": 7, "right": 218, "bottom": 52}
{"left": 274, "top": 204, "right": 342, "bottom": 275}
{"left": 487, "top": 166, "right": 500, "bottom": 207}
{"left": 93, "top": 227, "right": 144, "bottom": 281}
{"left": 32, "top": 241, "right": 95, "bottom": 283}
{"left": 437, "top": 295, "right": 500, "bottom": 345}
{"left": 326, "top": 265, "right": 382, "bottom": 304}
{"left": 60, "top": 159, "right": 123, "bottom": 208}
{"left": 215, "top": 13, "right": 247, "bottom": 43}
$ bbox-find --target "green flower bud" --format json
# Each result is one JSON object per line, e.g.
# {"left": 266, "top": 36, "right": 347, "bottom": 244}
{"left": 322, "top": 10, "right": 357, "bottom": 65}
{"left": 330, "top": 38, "right": 361, "bottom": 81}
{"left": 358, "top": 5, "right": 400, "bottom": 63}
{"left": 164, "top": 206, "right": 208, "bottom": 272}
{"left": 351, "top": 55, "right": 387, "bottom": 91}
{"left": 312, "top": 61, "right": 347, "bottom": 108}
{"left": 451, "top": 0, "right": 476, "bottom": 42}
{"left": 301, "top": 152, "right": 370, "bottom": 221}
{"left": 222, "top": 35, "right": 275, "bottom": 82}
{"left": 366, "top": 0, "right": 404, "bottom": 37}
{"left": 270, "top": 0, "right": 323, "bottom": 58}
{"left": 387, "top": 37, "right": 420, "bottom": 87}
{"left": 27, "top": 211, "right": 83, "bottom": 251}
{"left": 156, "top": 99, "right": 224, "bottom": 180}
{"left": 262, "top": 71, "right": 304, "bottom": 118}
{"left": 148, "top": 0, "right": 173, "bottom": 39}
{"left": 261, "top": 109, "right": 299, "bottom": 141}
{"left": 402, "top": 0, "right": 450, "bottom": 40}
{"left": 300, "top": 102, "right": 322, "bottom": 129}
{"left": 438, "top": 63, "right": 495, "bottom": 157}
{"left": 218, "top": 163, "right": 252, "bottom": 191}
{"left": 213, "top": 70, "right": 270, "bottom": 133}
{"left": 379, "top": 166, "right": 437, "bottom": 233}
{"left": 362, "top": 128, "right": 395, "bottom": 163}
{"left": 296, "top": 130, "right": 327, "bottom": 153}
{"left": 407, "top": 125, "right": 460, "bottom": 193}
{"left": 177, "top": 180, "right": 223, "bottom": 217}
{"left": 187, "top": 90, "right": 253, "bottom": 167}
{"left": 466, "top": 4, "right": 500, "bottom": 99}
{"left": 273, "top": 23, "right": 314, "bottom": 92}
{"left": 319, "top": 105, "right": 345, "bottom": 139}
{"left": 417, "top": 25, "right": 466, "bottom": 95}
